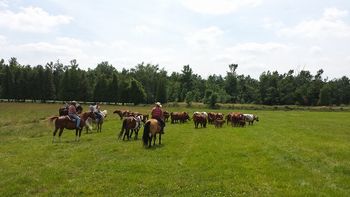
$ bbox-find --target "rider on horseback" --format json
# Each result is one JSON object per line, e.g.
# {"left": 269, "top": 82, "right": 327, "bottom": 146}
{"left": 151, "top": 102, "right": 165, "bottom": 134}
{"left": 68, "top": 101, "right": 81, "bottom": 129}
{"left": 89, "top": 102, "right": 102, "bottom": 121}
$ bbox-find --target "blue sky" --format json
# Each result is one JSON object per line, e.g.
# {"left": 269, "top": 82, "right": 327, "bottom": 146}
{"left": 0, "top": 0, "right": 349, "bottom": 79}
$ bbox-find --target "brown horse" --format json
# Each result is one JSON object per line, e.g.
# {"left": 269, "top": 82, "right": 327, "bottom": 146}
{"left": 118, "top": 115, "right": 143, "bottom": 140}
{"left": 142, "top": 119, "right": 162, "bottom": 148}
{"left": 50, "top": 111, "right": 95, "bottom": 142}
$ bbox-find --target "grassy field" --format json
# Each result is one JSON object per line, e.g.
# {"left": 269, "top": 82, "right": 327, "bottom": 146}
{"left": 1, "top": 103, "right": 350, "bottom": 196}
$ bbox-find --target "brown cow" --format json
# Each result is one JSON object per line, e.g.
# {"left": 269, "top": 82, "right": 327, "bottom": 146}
{"left": 214, "top": 119, "right": 225, "bottom": 128}
{"left": 193, "top": 113, "right": 207, "bottom": 128}
{"left": 163, "top": 111, "right": 170, "bottom": 122}
{"left": 230, "top": 112, "right": 244, "bottom": 127}
{"left": 170, "top": 112, "right": 190, "bottom": 124}
{"left": 208, "top": 112, "right": 224, "bottom": 124}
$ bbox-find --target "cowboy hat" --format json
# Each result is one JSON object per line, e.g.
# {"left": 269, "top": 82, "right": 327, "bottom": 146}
{"left": 155, "top": 102, "right": 162, "bottom": 107}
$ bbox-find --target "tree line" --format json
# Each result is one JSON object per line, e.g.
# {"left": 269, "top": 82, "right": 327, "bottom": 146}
{"left": 0, "top": 57, "right": 349, "bottom": 106}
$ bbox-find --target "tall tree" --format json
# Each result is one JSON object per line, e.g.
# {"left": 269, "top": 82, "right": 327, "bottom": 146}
{"left": 225, "top": 64, "right": 238, "bottom": 102}
{"left": 108, "top": 73, "right": 119, "bottom": 104}
{"left": 129, "top": 78, "right": 146, "bottom": 105}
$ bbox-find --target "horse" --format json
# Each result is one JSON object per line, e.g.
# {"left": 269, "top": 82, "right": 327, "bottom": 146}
{"left": 95, "top": 110, "right": 107, "bottom": 132}
{"left": 113, "top": 109, "right": 130, "bottom": 120}
{"left": 142, "top": 119, "right": 163, "bottom": 148}
{"left": 59, "top": 105, "right": 83, "bottom": 116}
{"left": 118, "top": 115, "right": 143, "bottom": 140}
{"left": 243, "top": 114, "right": 259, "bottom": 125}
{"left": 85, "top": 110, "right": 107, "bottom": 133}
{"left": 193, "top": 112, "right": 207, "bottom": 128}
{"left": 50, "top": 111, "right": 95, "bottom": 142}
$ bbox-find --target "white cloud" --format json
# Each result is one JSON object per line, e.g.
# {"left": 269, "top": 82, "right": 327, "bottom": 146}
{"left": 309, "top": 46, "right": 322, "bottom": 55}
{"left": 0, "top": 34, "right": 6, "bottom": 44}
{"left": 262, "top": 17, "right": 284, "bottom": 30}
{"left": 0, "top": 6, "right": 72, "bottom": 33}
{"left": 0, "top": 0, "right": 8, "bottom": 8}
{"left": 185, "top": 26, "right": 224, "bottom": 48}
{"left": 134, "top": 25, "right": 154, "bottom": 35}
{"left": 228, "top": 42, "right": 288, "bottom": 53}
{"left": 181, "top": 0, "right": 262, "bottom": 15}
{"left": 278, "top": 8, "right": 350, "bottom": 39}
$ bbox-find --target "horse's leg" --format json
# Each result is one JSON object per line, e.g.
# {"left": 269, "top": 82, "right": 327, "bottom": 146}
{"left": 52, "top": 127, "right": 58, "bottom": 143}
{"left": 58, "top": 128, "right": 64, "bottom": 142}
{"left": 123, "top": 129, "right": 128, "bottom": 140}
{"left": 78, "top": 128, "right": 82, "bottom": 141}
{"left": 153, "top": 135, "right": 156, "bottom": 146}
{"left": 75, "top": 129, "right": 78, "bottom": 141}
{"left": 134, "top": 129, "right": 138, "bottom": 140}
{"left": 148, "top": 136, "right": 152, "bottom": 148}
{"left": 129, "top": 129, "right": 134, "bottom": 140}
{"left": 118, "top": 128, "right": 124, "bottom": 139}
{"left": 159, "top": 133, "right": 161, "bottom": 145}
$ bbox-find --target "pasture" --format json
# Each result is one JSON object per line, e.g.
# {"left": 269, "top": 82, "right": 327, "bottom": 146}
{"left": 1, "top": 103, "right": 350, "bottom": 196}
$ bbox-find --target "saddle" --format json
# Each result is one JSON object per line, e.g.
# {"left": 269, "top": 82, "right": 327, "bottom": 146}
{"left": 58, "top": 115, "right": 76, "bottom": 123}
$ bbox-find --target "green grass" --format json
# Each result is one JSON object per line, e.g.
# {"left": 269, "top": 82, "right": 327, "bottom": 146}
{"left": 1, "top": 103, "right": 350, "bottom": 196}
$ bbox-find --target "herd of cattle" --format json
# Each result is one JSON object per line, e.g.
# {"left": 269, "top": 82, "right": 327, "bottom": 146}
{"left": 168, "top": 111, "right": 259, "bottom": 128}
{"left": 113, "top": 109, "right": 259, "bottom": 131}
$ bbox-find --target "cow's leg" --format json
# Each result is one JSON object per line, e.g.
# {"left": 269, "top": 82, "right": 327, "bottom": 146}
{"left": 159, "top": 133, "right": 161, "bottom": 145}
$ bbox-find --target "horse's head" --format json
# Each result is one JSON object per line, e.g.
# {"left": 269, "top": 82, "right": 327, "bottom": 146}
{"left": 76, "top": 105, "right": 83, "bottom": 114}
{"left": 101, "top": 110, "right": 108, "bottom": 118}
{"left": 255, "top": 115, "right": 259, "bottom": 122}
{"left": 113, "top": 109, "right": 121, "bottom": 114}
{"left": 84, "top": 111, "right": 96, "bottom": 120}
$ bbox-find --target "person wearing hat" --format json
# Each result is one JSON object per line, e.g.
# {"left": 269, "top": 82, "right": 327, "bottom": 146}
{"left": 68, "top": 101, "right": 81, "bottom": 129}
{"left": 151, "top": 102, "right": 165, "bottom": 134}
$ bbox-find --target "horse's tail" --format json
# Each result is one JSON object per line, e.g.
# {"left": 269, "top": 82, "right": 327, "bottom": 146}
{"left": 142, "top": 121, "right": 151, "bottom": 147}
{"left": 119, "top": 118, "right": 126, "bottom": 139}
{"left": 49, "top": 116, "right": 58, "bottom": 122}
{"left": 48, "top": 116, "right": 59, "bottom": 127}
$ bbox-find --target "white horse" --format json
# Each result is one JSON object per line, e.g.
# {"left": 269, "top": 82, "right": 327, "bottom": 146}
{"left": 243, "top": 114, "right": 259, "bottom": 125}
{"left": 85, "top": 110, "right": 108, "bottom": 133}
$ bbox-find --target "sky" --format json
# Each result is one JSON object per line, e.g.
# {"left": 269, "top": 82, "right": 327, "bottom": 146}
{"left": 0, "top": 0, "right": 349, "bottom": 79}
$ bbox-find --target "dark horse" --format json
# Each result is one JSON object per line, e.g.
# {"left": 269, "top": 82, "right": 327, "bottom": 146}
{"left": 59, "top": 105, "right": 83, "bottom": 116}
{"left": 142, "top": 119, "right": 163, "bottom": 148}
{"left": 118, "top": 115, "right": 143, "bottom": 140}
{"left": 50, "top": 111, "right": 95, "bottom": 142}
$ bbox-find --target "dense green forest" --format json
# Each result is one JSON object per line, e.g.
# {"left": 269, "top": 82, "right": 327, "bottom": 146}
{"left": 0, "top": 57, "right": 349, "bottom": 106}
